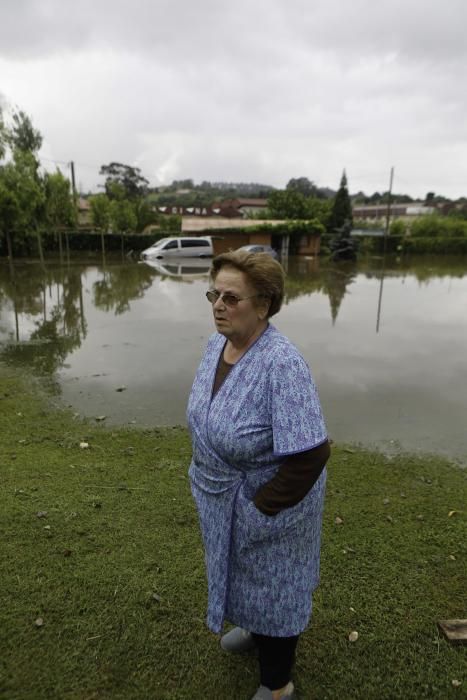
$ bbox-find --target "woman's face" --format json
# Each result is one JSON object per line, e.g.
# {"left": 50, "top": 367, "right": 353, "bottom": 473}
{"left": 210, "top": 266, "right": 269, "bottom": 344}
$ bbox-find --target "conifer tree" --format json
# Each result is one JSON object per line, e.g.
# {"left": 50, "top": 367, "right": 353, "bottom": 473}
{"left": 328, "top": 170, "right": 353, "bottom": 232}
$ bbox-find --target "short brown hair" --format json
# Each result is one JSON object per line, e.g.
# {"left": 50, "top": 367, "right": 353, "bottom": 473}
{"left": 210, "top": 250, "right": 285, "bottom": 318}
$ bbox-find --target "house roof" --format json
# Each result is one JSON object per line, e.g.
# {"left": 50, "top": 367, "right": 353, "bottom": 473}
{"left": 212, "top": 198, "right": 269, "bottom": 210}
{"left": 181, "top": 217, "right": 286, "bottom": 233}
{"left": 236, "top": 198, "right": 269, "bottom": 207}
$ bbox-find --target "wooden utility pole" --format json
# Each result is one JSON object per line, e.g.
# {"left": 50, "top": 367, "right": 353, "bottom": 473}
{"left": 383, "top": 166, "right": 394, "bottom": 256}
{"left": 70, "top": 161, "right": 77, "bottom": 197}
{"left": 70, "top": 161, "right": 78, "bottom": 222}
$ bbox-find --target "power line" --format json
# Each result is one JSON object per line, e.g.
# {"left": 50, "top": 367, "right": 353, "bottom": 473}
{"left": 39, "top": 156, "right": 71, "bottom": 167}
{"left": 39, "top": 156, "right": 103, "bottom": 172}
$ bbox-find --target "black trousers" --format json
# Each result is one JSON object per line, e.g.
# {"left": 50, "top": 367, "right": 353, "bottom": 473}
{"left": 251, "top": 633, "right": 300, "bottom": 691}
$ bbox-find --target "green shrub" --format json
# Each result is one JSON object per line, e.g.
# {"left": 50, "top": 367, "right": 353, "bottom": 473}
{"left": 390, "top": 219, "right": 407, "bottom": 236}
{"left": 401, "top": 237, "right": 467, "bottom": 254}
{"left": 1, "top": 231, "right": 170, "bottom": 257}
{"left": 410, "top": 215, "right": 467, "bottom": 238}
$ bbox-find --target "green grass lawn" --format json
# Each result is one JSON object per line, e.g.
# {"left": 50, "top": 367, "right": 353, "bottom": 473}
{"left": 0, "top": 366, "right": 466, "bottom": 699}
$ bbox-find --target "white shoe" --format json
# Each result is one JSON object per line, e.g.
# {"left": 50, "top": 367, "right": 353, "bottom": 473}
{"left": 251, "top": 681, "right": 295, "bottom": 699}
{"left": 220, "top": 626, "right": 256, "bottom": 653}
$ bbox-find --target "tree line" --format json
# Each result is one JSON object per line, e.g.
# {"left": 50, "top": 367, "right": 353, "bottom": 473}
{"left": 3, "top": 105, "right": 465, "bottom": 263}
{"left": 0, "top": 109, "right": 76, "bottom": 266}
{"left": 0, "top": 103, "right": 354, "bottom": 265}
{"left": 0, "top": 110, "right": 164, "bottom": 263}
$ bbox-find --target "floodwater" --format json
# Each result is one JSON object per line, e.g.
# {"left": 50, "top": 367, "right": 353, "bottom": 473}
{"left": 1, "top": 254, "right": 466, "bottom": 462}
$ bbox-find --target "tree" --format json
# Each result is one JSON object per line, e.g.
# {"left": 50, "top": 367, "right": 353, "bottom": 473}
{"left": 0, "top": 179, "right": 19, "bottom": 262}
{"left": 328, "top": 170, "right": 353, "bottom": 232}
{"left": 45, "top": 170, "right": 75, "bottom": 228}
{"left": 90, "top": 194, "right": 111, "bottom": 232}
{"left": 267, "top": 189, "right": 332, "bottom": 228}
{"left": 389, "top": 220, "right": 406, "bottom": 237}
{"left": 0, "top": 108, "right": 6, "bottom": 160}
{"left": 8, "top": 110, "right": 43, "bottom": 153}
{"left": 306, "top": 197, "right": 333, "bottom": 229}
{"left": 135, "top": 199, "right": 159, "bottom": 232}
{"left": 109, "top": 199, "right": 137, "bottom": 234}
{"left": 90, "top": 194, "right": 111, "bottom": 262}
{"left": 172, "top": 179, "right": 194, "bottom": 190}
{"left": 267, "top": 190, "right": 310, "bottom": 219}
{"left": 0, "top": 109, "right": 45, "bottom": 268}
{"left": 44, "top": 170, "right": 76, "bottom": 261}
{"left": 286, "top": 177, "right": 319, "bottom": 198}
{"left": 0, "top": 150, "right": 45, "bottom": 268}
{"left": 99, "top": 162, "right": 149, "bottom": 200}
{"left": 109, "top": 198, "right": 137, "bottom": 257}
{"left": 106, "top": 181, "right": 127, "bottom": 201}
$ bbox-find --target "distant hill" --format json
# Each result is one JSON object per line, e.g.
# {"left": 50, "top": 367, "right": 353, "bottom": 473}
{"left": 317, "top": 187, "right": 336, "bottom": 199}
{"left": 147, "top": 181, "right": 277, "bottom": 207}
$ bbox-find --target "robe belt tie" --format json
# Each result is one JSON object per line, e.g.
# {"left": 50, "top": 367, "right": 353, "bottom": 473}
{"left": 189, "top": 461, "right": 278, "bottom": 496}
{"left": 190, "top": 467, "right": 244, "bottom": 495}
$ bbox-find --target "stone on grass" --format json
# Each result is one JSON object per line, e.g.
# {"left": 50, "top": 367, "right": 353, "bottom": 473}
{"left": 438, "top": 620, "right": 467, "bottom": 643}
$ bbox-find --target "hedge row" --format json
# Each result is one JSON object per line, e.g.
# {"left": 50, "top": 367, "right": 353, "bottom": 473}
{"left": 410, "top": 215, "right": 467, "bottom": 238}
{"left": 400, "top": 236, "right": 467, "bottom": 254}
{"left": 3, "top": 229, "right": 467, "bottom": 259}
{"left": 1, "top": 222, "right": 325, "bottom": 258}
{"left": 0, "top": 231, "right": 169, "bottom": 257}
{"left": 326, "top": 234, "right": 467, "bottom": 255}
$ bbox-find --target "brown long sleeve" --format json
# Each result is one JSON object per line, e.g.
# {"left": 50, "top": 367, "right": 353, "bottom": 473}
{"left": 253, "top": 440, "right": 331, "bottom": 516}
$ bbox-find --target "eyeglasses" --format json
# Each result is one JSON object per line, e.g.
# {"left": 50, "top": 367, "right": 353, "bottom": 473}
{"left": 205, "top": 290, "right": 260, "bottom": 307}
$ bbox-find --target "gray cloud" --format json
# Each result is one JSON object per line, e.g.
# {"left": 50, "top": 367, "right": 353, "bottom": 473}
{"left": 2, "top": 0, "right": 467, "bottom": 64}
{"left": 1, "top": 0, "right": 467, "bottom": 197}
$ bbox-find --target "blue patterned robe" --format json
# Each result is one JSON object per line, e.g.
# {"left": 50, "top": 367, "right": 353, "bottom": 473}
{"left": 187, "top": 324, "right": 328, "bottom": 636}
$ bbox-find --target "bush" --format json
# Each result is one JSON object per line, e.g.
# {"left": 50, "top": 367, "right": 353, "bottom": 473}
{"left": 197, "top": 220, "right": 325, "bottom": 238}
{"left": 410, "top": 215, "right": 467, "bottom": 238}
{"left": 400, "top": 237, "right": 467, "bottom": 254}
{"left": 390, "top": 219, "right": 407, "bottom": 236}
{"left": 0, "top": 230, "right": 171, "bottom": 257}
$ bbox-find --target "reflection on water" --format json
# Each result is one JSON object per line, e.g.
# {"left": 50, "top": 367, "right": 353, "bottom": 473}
{"left": 0, "top": 263, "right": 87, "bottom": 375}
{"left": 1, "top": 254, "right": 466, "bottom": 461}
{"left": 143, "top": 259, "right": 212, "bottom": 278}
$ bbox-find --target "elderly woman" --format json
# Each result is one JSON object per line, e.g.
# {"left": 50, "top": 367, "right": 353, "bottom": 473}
{"left": 187, "top": 251, "right": 330, "bottom": 700}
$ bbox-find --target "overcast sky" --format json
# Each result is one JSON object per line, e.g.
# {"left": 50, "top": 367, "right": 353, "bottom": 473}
{"left": 1, "top": 0, "right": 466, "bottom": 198}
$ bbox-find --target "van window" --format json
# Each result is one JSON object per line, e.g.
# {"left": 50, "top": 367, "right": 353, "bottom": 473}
{"left": 163, "top": 240, "right": 179, "bottom": 250}
{"left": 181, "top": 239, "right": 210, "bottom": 248}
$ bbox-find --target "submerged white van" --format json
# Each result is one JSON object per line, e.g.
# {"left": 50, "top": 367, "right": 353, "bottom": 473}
{"left": 141, "top": 236, "right": 213, "bottom": 260}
